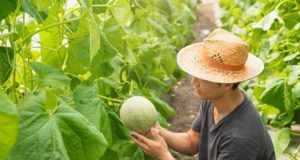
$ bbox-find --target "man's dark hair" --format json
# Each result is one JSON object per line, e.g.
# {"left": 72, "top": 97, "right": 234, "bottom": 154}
{"left": 232, "top": 82, "right": 240, "bottom": 90}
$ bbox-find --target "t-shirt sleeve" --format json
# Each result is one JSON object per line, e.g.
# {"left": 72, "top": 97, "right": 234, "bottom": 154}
{"left": 217, "top": 137, "right": 257, "bottom": 160}
{"left": 191, "top": 101, "right": 204, "bottom": 132}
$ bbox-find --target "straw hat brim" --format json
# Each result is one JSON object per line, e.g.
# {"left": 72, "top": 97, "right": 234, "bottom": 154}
{"left": 177, "top": 43, "right": 264, "bottom": 83}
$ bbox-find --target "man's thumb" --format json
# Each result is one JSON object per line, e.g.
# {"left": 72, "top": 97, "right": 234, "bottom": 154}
{"left": 151, "top": 127, "right": 160, "bottom": 140}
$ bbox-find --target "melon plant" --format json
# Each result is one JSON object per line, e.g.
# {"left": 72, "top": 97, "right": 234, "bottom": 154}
{"left": 120, "top": 96, "right": 157, "bottom": 134}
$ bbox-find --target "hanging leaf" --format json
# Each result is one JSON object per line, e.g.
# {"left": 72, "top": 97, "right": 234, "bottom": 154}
{"left": 90, "top": 32, "right": 118, "bottom": 78}
{"left": 0, "top": 92, "right": 19, "bottom": 160}
{"left": 21, "top": 0, "right": 48, "bottom": 24}
{"left": 260, "top": 80, "right": 294, "bottom": 114}
{"left": 30, "top": 62, "right": 71, "bottom": 88}
{"left": 109, "top": 0, "right": 133, "bottom": 27}
{"left": 65, "top": 11, "right": 100, "bottom": 74}
{"left": 94, "top": 32, "right": 118, "bottom": 64}
{"left": 10, "top": 91, "right": 108, "bottom": 160}
{"left": 0, "top": 47, "right": 14, "bottom": 85}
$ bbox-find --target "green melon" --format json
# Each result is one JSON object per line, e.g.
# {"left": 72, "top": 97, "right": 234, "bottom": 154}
{"left": 120, "top": 96, "right": 157, "bottom": 134}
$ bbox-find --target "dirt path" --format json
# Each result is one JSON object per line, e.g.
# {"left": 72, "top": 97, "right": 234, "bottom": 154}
{"left": 164, "top": 1, "right": 217, "bottom": 159}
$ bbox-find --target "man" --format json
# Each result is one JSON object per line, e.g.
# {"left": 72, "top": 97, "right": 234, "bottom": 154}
{"left": 131, "top": 28, "right": 275, "bottom": 160}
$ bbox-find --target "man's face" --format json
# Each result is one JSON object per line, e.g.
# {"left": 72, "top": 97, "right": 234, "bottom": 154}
{"left": 191, "top": 77, "right": 225, "bottom": 100}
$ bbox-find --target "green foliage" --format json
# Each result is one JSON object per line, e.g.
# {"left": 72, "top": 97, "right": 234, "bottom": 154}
{"left": 219, "top": 0, "right": 300, "bottom": 158}
{"left": 0, "top": 0, "right": 198, "bottom": 159}
{"left": 0, "top": 92, "right": 19, "bottom": 160}
{"left": 9, "top": 91, "right": 108, "bottom": 160}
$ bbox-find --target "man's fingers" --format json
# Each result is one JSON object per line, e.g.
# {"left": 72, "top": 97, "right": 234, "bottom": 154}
{"left": 131, "top": 132, "right": 151, "bottom": 144}
{"left": 131, "top": 133, "right": 149, "bottom": 150}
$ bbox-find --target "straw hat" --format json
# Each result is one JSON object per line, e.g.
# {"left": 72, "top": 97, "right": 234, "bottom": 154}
{"left": 177, "top": 28, "right": 264, "bottom": 83}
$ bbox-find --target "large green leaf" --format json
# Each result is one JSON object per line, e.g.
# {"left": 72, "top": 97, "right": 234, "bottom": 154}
{"left": 260, "top": 80, "right": 294, "bottom": 113}
{"left": 65, "top": 11, "right": 100, "bottom": 74}
{"left": 0, "top": 92, "right": 19, "bottom": 160}
{"left": 109, "top": 0, "right": 133, "bottom": 27}
{"left": 270, "top": 128, "right": 290, "bottom": 158}
{"left": 94, "top": 32, "right": 118, "bottom": 64}
{"left": 90, "top": 32, "right": 118, "bottom": 77}
{"left": 21, "top": 0, "right": 48, "bottom": 23}
{"left": 103, "top": 17, "right": 126, "bottom": 52}
{"left": 65, "top": 35, "right": 89, "bottom": 74}
{"left": 72, "top": 80, "right": 132, "bottom": 147}
{"left": 73, "top": 81, "right": 101, "bottom": 129}
{"left": 73, "top": 81, "right": 113, "bottom": 146}
{"left": 9, "top": 91, "right": 107, "bottom": 160}
{"left": 108, "top": 110, "right": 131, "bottom": 142}
{"left": 30, "top": 62, "right": 71, "bottom": 88}
{"left": 0, "top": 47, "right": 14, "bottom": 85}
{"left": 0, "top": 0, "right": 17, "bottom": 21}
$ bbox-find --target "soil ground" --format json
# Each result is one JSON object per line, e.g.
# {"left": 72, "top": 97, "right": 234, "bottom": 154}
{"left": 162, "top": 1, "right": 217, "bottom": 159}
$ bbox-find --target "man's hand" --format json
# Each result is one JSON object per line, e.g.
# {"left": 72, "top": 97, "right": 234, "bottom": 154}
{"left": 131, "top": 127, "right": 174, "bottom": 160}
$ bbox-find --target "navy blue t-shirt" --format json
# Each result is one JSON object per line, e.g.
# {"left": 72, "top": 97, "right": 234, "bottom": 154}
{"left": 192, "top": 91, "right": 275, "bottom": 160}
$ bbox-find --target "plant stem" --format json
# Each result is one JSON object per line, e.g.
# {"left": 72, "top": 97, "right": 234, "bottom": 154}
{"left": 98, "top": 95, "right": 122, "bottom": 103}
{"left": 22, "top": 12, "right": 27, "bottom": 94}
{"left": 57, "top": 0, "right": 63, "bottom": 70}
{"left": 289, "top": 131, "right": 300, "bottom": 137}
{"left": 23, "top": 17, "right": 82, "bottom": 42}
{"left": 285, "top": 151, "right": 298, "bottom": 160}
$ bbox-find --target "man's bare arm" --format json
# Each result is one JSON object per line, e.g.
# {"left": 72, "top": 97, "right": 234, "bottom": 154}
{"left": 159, "top": 126, "right": 200, "bottom": 156}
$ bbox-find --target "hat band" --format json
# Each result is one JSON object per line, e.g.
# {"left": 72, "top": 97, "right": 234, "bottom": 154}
{"left": 201, "top": 51, "right": 245, "bottom": 71}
